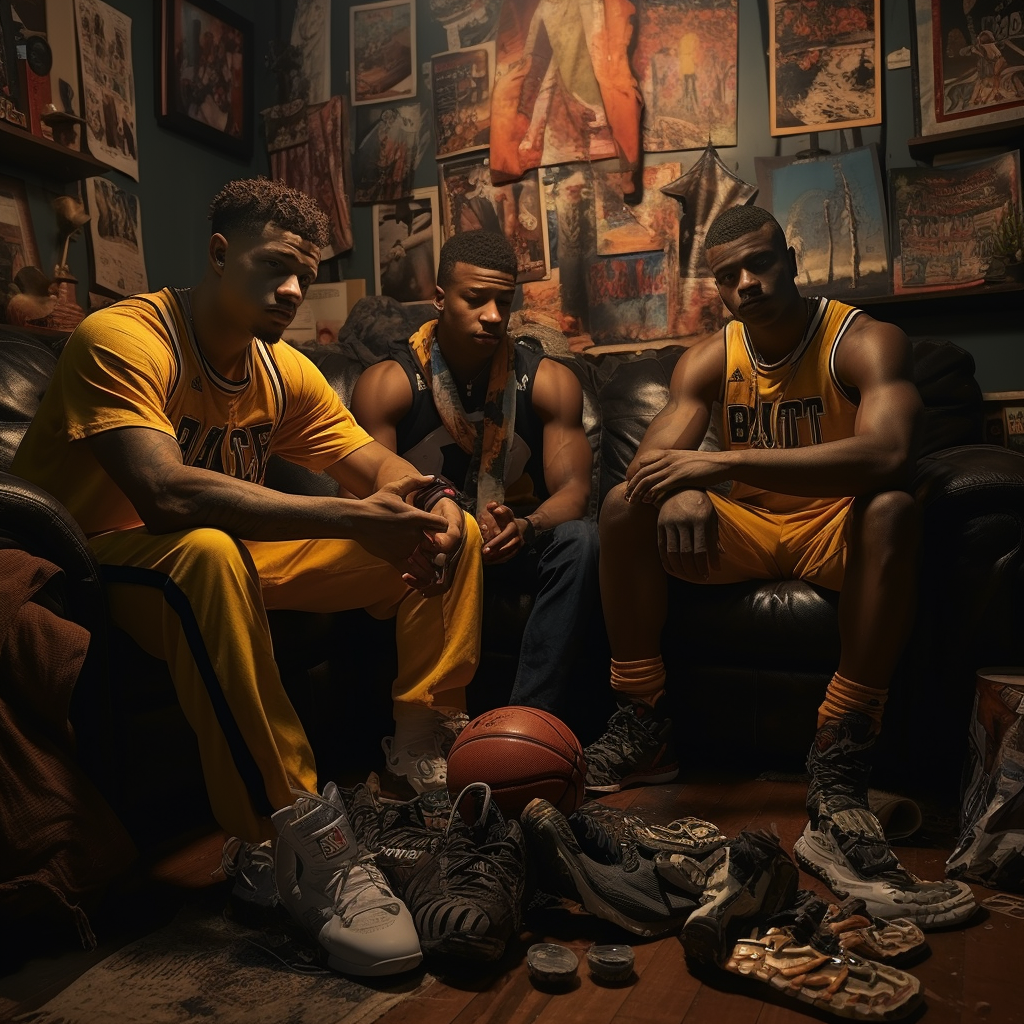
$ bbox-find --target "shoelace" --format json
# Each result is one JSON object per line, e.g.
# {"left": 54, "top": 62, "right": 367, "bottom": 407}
{"left": 584, "top": 705, "right": 657, "bottom": 773}
{"left": 220, "top": 837, "right": 274, "bottom": 879}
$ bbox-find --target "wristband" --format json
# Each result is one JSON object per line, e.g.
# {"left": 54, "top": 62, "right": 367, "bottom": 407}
{"left": 520, "top": 515, "right": 537, "bottom": 546}
{"left": 413, "top": 475, "right": 473, "bottom": 513}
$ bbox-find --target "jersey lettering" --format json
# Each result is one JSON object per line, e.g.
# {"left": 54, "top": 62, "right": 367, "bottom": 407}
{"left": 176, "top": 415, "right": 202, "bottom": 462}
{"left": 728, "top": 398, "right": 827, "bottom": 447}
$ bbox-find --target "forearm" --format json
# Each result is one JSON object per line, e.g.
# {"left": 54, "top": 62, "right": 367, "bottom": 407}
{"left": 721, "top": 436, "right": 916, "bottom": 497}
{"left": 518, "top": 480, "right": 589, "bottom": 534}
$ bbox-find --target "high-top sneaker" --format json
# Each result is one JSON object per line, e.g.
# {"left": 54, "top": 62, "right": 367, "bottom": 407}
{"left": 520, "top": 797, "right": 697, "bottom": 938}
{"left": 796, "top": 713, "right": 975, "bottom": 928}
{"left": 583, "top": 697, "right": 678, "bottom": 792}
{"left": 272, "top": 783, "right": 422, "bottom": 976}
{"left": 678, "top": 829, "right": 799, "bottom": 966}
{"left": 400, "top": 782, "right": 526, "bottom": 963}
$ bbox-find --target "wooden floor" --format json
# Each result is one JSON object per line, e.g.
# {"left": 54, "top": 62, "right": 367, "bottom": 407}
{"left": 2, "top": 776, "right": 1021, "bottom": 1024}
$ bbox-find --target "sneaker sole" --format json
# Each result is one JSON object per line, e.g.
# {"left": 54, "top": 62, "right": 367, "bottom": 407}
{"left": 680, "top": 855, "right": 799, "bottom": 965}
{"left": 327, "top": 950, "right": 423, "bottom": 976}
{"left": 421, "top": 932, "right": 507, "bottom": 962}
{"left": 584, "top": 764, "right": 680, "bottom": 793}
{"left": 525, "top": 801, "right": 687, "bottom": 938}
{"left": 793, "top": 829, "right": 976, "bottom": 930}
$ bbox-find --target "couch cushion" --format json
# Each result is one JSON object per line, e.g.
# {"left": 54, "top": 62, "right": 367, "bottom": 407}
{"left": 911, "top": 337, "right": 983, "bottom": 453}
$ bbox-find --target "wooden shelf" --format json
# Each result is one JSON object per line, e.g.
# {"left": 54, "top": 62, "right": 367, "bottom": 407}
{"left": 907, "top": 117, "right": 1024, "bottom": 163}
{"left": 0, "top": 118, "right": 110, "bottom": 180}
{"left": 855, "top": 280, "right": 1024, "bottom": 322}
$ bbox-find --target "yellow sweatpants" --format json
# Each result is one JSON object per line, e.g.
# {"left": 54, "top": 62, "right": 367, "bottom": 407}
{"left": 91, "top": 519, "right": 483, "bottom": 842}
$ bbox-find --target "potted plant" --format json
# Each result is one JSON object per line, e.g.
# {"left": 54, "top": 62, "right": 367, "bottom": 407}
{"left": 986, "top": 202, "right": 1024, "bottom": 283}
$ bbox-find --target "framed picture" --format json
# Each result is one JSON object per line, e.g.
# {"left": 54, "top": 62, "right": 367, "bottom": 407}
{"left": 888, "top": 151, "right": 1022, "bottom": 294}
{"left": 769, "top": 0, "right": 881, "bottom": 136}
{"left": 84, "top": 176, "right": 149, "bottom": 297}
{"left": 755, "top": 145, "right": 890, "bottom": 299}
{"left": 155, "top": 0, "right": 253, "bottom": 159}
{"left": 438, "top": 155, "right": 549, "bottom": 283}
{"left": 373, "top": 187, "right": 441, "bottom": 304}
{"left": 350, "top": 0, "right": 416, "bottom": 107}
{"left": 431, "top": 42, "right": 494, "bottom": 159}
{"left": 352, "top": 101, "right": 430, "bottom": 203}
{"left": 0, "top": 175, "right": 42, "bottom": 324}
{"left": 913, "top": 0, "right": 1024, "bottom": 140}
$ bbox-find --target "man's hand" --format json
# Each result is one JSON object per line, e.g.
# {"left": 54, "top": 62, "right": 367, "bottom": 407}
{"left": 626, "top": 448, "right": 728, "bottom": 505}
{"left": 351, "top": 474, "right": 449, "bottom": 586}
{"left": 480, "top": 501, "right": 525, "bottom": 565}
{"left": 657, "top": 489, "right": 720, "bottom": 581}
{"left": 406, "top": 495, "right": 466, "bottom": 596}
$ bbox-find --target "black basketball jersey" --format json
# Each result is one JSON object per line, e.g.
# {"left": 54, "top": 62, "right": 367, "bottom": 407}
{"left": 389, "top": 340, "right": 550, "bottom": 510}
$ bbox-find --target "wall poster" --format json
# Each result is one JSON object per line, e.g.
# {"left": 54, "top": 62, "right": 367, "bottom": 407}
{"left": 85, "top": 176, "right": 148, "bottom": 297}
{"left": 350, "top": 0, "right": 416, "bottom": 107}
{"left": 431, "top": 42, "right": 494, "bottom": 158}
{"left": 373, "top": 187, "right": 441, "bottom": 304}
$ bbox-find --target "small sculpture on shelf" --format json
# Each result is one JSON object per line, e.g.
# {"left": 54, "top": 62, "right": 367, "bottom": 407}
{"left": 48, "top": 194, "right": 89, "bottom": 331}
{"left": 3, "top": 265, "right": 57, "bottom": 325}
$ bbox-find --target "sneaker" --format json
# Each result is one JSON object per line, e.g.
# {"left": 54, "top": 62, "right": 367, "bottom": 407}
{"left": 221, "top": 838, "right": 279, "bottom": 923}
{"left": 520, "top": 797, "right": 697, "bottom": 938}
{"left": 723, "top": 925, "right": 922, "bottom": 1020}
{"left": 400, "top": 782, "right": 526, "bottom": 962}
{"left": 793, "top": 815, "right": 976, "bottom": 929}
{"left": 632, "top": 816, "right": 727, "bottom": 859}
{"left": 768, "top": 890, "right": 928, "bottom": 965}
{"left": 272, "top": 783, "right": 422, "bottom": 976}
{"left": 382, "top": 704, "right": 469, "bottom": 794}
{"left": 583, "top": 699, "right": 679, "bottom": 792}
{"left": 679, "top": 829, "right": 800, "bottom": 966}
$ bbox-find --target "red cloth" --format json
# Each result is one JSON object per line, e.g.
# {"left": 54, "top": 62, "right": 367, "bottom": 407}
{"left": 0, "top": 549, "right": 137, "bottom": 948}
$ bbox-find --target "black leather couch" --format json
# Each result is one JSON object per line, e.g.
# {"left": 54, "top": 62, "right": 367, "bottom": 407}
{"left": 3, "top": 311, "right": 1024, "bottom": 850}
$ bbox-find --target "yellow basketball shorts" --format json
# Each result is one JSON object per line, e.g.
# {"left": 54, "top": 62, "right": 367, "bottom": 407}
{"left": 674, "top": 493, "right": 853, "bottom": 591}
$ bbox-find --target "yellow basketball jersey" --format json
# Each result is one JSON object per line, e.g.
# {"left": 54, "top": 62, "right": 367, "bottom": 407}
{"left": 721, "top": 297, "right": 862, "bottom": 513}
{"left": 14, "top": 287, "right": 371, "bottom": 537}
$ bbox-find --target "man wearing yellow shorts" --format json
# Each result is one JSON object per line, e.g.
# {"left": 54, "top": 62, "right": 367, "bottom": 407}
{"left": 12, "top": 178, "right": 482, "bottom": 976}
{"left": 585, "top": 205, "right": 974, "bottom": 929}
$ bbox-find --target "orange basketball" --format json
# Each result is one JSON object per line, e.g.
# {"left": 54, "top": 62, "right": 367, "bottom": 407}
{"left": 446, "top": 706, "right": 587, "bottom": 820}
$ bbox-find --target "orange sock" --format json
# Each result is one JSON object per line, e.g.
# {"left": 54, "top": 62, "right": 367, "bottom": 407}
{"left": 610, "top": 656, "right": 666, "bottom": 708}
{"left": 817, "top": 672, "right": 887, "bottom": 732}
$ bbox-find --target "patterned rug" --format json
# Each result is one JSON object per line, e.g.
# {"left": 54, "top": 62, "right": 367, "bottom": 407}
{"left": 14, "top": 904, "right": 433, "bottom": 1024}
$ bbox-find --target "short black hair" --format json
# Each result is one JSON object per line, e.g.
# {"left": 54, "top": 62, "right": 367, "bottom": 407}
{"left": 209, "top": 177, "right": 331, "bottom": 248}
{"left": 437, "top": 230, "right": 518, "bottom": 288}
{"left": 704, "top": 205, "right": 786, "bottom": 253}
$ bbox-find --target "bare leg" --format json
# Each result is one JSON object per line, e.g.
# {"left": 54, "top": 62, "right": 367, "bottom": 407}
{"left": 599, "top": 482, "right": 667, "bottom": 660}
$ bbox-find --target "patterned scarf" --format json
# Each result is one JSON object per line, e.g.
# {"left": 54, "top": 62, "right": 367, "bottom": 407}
{"left": 408, "top": 319, "right": 517, "bottom": 517}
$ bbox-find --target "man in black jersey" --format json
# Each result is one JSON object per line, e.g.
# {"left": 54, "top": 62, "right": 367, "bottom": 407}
{"left": 351, "top": 230, "right": 598, "bottom": 748}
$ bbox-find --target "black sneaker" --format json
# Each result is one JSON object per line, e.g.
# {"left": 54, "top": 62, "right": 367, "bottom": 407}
{"left": 584, "top": 699, "right": 679, "bottom": 792}
{"left": 520, "top": 797, "right": 697, "bottom": 938}
{"left": 400, "top": 782, "right": 526, "bottom": 962}
{"left": 678, "top": 829, "right": 799, "bottom": 966}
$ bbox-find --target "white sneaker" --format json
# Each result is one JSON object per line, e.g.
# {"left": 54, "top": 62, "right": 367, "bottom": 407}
{"left": 272, "top": 782, "right": 422, "bottom": 976}
{"left": 793, "top": 811, "right": 976, "bottom": 930}
{"left": 382, "top": 704, "right": 469, "bottom": 794}
{"left": 221, "top": 838, "right": 278, "bottom": 921}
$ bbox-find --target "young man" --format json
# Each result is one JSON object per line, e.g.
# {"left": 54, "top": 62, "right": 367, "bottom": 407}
{"left": 351, "top": 230, "right": 598, "bottom": 731}
{"left": 12, "top": 178, "right": 483, "bottom": 975}
{"left": 585, "top": 205, "right": 974, "bottom": 926}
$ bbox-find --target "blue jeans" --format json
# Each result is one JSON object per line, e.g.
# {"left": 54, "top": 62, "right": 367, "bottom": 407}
{"left": 499, "top": 518, "right": 601, "bottom": 717}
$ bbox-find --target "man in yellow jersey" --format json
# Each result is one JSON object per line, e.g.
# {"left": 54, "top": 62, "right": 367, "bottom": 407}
{"left": 12, "top": 178, "right": 484, "bottom": 976}
{"left": 583, "top": 205, "right": 974, "bottom": 930}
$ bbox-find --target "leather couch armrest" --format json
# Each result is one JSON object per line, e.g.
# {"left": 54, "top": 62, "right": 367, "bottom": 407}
{"left": 914, "top": 445, "right": 1024, "bottom": 514}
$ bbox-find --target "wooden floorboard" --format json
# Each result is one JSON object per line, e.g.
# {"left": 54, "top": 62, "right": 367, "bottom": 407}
{"left": 3, "top": 778, "right": 1023, "bottom": 1023}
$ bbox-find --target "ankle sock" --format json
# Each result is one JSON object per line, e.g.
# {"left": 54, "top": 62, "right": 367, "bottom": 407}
{"left": 610, "top": 657, "right": 666, "bottom": 708}
{"left": 817, "top": 673, "right": 887, "bottom": 732}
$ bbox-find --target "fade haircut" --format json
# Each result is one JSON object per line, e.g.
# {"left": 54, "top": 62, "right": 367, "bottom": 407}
{"left": 209, "top": 177, "right": 331, "bottom": 248}
{"left": 437, "top": 230, "right": 518, "bottom": 288}
{"left": 704, "top": 205, "right": 786, "bottom": 253}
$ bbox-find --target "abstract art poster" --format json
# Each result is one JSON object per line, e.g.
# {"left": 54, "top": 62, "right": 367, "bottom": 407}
{"left": 769, "top": 0, "right": 881, "bottom": 136}
{"left": 75, "top": 0, "right": 139, "bottom": 179}
{"left": 352, "top": 102, "right": 430, "bottom": 203}
{"left": 755, "top": 144, "right": 890, "bottom": 299}
{"left": 438, "top": 155, "right": 549, "bottom": 283}
{"left": 488, "top": 0, "right": 642, "bottom": 185}
{"left": 373, "top": 187, "right": 441, "bottom": 304}
{"left": 889, "top": 151, "right": 1022, "bottom": 293}
{"left": 431, "top": 42, "right": 494, "bottom": 158}
{"left": 634, "top": 0, "right": 738, "bottom": 153}
{"left": 587, "top": 251, "right": 669, "bottom": 345}
{"left": 84, "top": 176, "right": 148, "bottom": 297}
{"left": 913, "top": 0, "right": 1024, "bottom": 140}
{"left": 350, "top": 0, "right": 416, "bottom": 107}
{"left": 594, "top": 162, "right": 681, "bottom": 256}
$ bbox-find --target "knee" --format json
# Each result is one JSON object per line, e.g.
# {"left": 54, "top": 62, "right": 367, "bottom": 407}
{"left": 853, "top": 491, "right": 920, "bottom": 550}
{"left": 599, "top": 482, "right": 656, "bottom": 544}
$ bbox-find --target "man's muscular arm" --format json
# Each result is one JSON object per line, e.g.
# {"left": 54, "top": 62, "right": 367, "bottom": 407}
{"left": 626, "top": 318, "right": 922, "bottom": 504}
{"left": 481, "top": 358, "right": 592, "bottom": 563}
